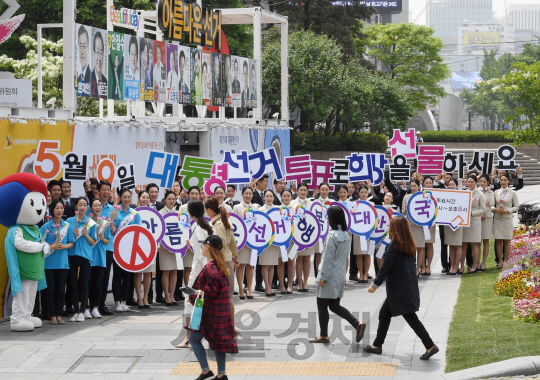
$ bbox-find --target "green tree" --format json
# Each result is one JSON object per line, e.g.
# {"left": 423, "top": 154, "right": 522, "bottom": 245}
{"left": 459, "top": 49, "right": 534, "bottom": 130}
{"left": 486, "top": 62, "right": 540, "bottom": 147}
{"left": 363, "top": 23, "right": 450, "bottom": 111}
{"left": 274, "top": 0, "right": 373, "bottom": 55}
{"left": 262, "top": 28, "right": 415, "bottom": 135}
{"left": 0, "top": 35, "right": 63, "bottom": 107}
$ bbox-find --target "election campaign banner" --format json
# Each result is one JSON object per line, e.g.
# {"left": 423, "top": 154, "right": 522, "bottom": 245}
{"left": 429, "top": 188, "right": 473, "bottom": 231}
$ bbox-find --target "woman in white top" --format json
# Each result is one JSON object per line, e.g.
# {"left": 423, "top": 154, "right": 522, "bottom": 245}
{"left": 176, "top": 199, "right": 214, "bottom": 349}
{"left": 289, "top": 183, "right": 314, "bottom": 292}
{"left": 233, "top": 186, "right": 259, "bottom": 299}
{"left": 492, "top": 173, "right": 519, "bottom": 266}
{"left": 336, "top": 185, "right": 352, "bottom": 275}
{"left": 178, "top": 186, "right": 201, "bottom": 285}
{"left": 443, "top": 179, "right": 463, "bottom": 275}
{"left": 421, "top": 176, "right": 436, "bottom": 276}
{"left": 478, "top": 174, "right": 495, "bottom": 271}
{"left": 461, "top": 175, "right": 487, "bottom": 273}
{"left": 258, "top": 190, "right": 281, "bottom": 297}
{"left": 402, "top": 179, "right": 425, "bottom": 277}
{"left": 312, "top": 182, "right": 332, "bottom": 276}
{"left": 159, "top": 191, "right": 180, "bottom": 306}
{"left": 277, "top": 189, "right": 295, "bottom": 294}
{"left": 214, "top": 185, "right": 233, "bottom": 213}
{"left": 134, "top": 190, "right": 155, "bottom": 308}
{"left": 354, "top": 186, "right": 372, "bottom": 283}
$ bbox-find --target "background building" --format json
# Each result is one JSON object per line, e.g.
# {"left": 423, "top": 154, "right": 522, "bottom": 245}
{"left": 428, "top": 0, "right": 493, "bottom": 47}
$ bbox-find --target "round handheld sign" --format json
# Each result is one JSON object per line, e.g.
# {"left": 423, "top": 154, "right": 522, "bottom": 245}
{"left": 375, "top": 210, "right": 408, "bottom": 258}
{"left": 245, "top": 210, "right": 275, "bottom": 266}
{"left": 161, "top": 212, "right": 192, "bottom": 256}
{"left": 227, "top": 212, "right": 247, "bottom": 250}
{"left": 113, "top": 225, "right": 157, "bottom": 273}
{"left": 267, "top": 206, "right": 294, "bottom": 262}
{"left": 136, "top": 206, "right": 165, "bottom": 244}
{"left": 331, "top": 202, "right": 351, "bottom": 232}
{"left": 310, "top": 201, "right": 330, "bottom": 243}
{"left": 347, "top": 200, "right": 378, "bottom": 252}
{"left": 289, "top": 209, "right": 321, "bottom": 260}
{"left": 370, "top": 206, "right": 391, "bottom": 245}
{"left": 407, "top": 191, "right": 438, "bottom": 240}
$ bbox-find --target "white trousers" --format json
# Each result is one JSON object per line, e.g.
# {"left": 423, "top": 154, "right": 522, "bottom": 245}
{"left": 11, "top": 280, "right": 37, "bottom": 323}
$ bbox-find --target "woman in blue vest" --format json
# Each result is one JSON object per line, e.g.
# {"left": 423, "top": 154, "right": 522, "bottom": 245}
{"left": 40, "top": 199, "right": 74, "bottom": 325}
{"left": 88, "top": 198, "right": 111, "bottom": 319}
{"left": 66, "top": 197, "right": 97, "bottom": 322}
{"left": 113, "top": 188, "right": 141, "bottom": 312}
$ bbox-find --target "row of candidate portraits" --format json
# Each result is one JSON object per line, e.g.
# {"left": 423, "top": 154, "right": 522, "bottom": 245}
{"left": 76, "top": 24, "right": 257, "bottom": 108}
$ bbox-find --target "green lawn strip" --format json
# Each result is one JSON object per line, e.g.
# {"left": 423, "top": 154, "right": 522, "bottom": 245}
{"left": 445, "top": 244, "right": 540, "bottom": 373}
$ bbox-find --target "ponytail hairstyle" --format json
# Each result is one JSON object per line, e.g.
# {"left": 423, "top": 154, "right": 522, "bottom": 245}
{"left": 204, "top": 196, "right": 231, "bottom": 230}
{"left": 187, "top": 199, "right": 213, "bottom": 235}
{"left": 206, "top": 244, "right": 230, "bottom": 277}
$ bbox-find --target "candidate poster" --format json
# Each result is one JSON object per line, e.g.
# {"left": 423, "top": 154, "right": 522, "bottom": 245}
{"left": 211, "top": 52, "right": 222, "bottom": 107}
{"left": 90, "top": 27, "right": 108, "bottom": 99}
{"left": 250, "top": 58, "right": 257, "bottom": 108}
{"left": 165, "top": 43, "right": 179, "bottom": 104}
{"left": 240, "top": 57, "right": 250, "bottom": 108}
{"left": 178, "top": 46, "right": 191, "bottom": 105}
{"left": 139, "top": 38, "right": 153, "bottom": 101}
{"left": 124, "top": 34, "right": 140, "bottom": 100}
{"left": 231, "top": 55, "right": 241, "bottom": 107}
{"left": 153, "top": 41, "right": 166, "bottom": 103}
{"left": 108, "top": 31, "right": 124, "bottom": 100}
{"left": 222, "top": 54, "right": 232, "bottom": 107}
{"left": 201, "top": 50, "right": 212, "bottom": 106}
{"left": 191, "top": 48, "right": 202, "bottom": 105}
{"left": 76, "top": 24, "right": 92, "bottom": 97}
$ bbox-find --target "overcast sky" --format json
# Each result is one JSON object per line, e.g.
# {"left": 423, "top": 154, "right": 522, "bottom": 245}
{"left": 409, "top": 0, "right": 540, "bottom": 25}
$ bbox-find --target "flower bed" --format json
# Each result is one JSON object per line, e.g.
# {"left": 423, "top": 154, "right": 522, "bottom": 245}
{"left": 493, "top": 224, "right": 540, "bottom": 324}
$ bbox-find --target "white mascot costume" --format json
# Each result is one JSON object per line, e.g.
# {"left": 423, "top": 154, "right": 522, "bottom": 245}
{"left": 0, "top": 173, "right": 50, "bottom": 331}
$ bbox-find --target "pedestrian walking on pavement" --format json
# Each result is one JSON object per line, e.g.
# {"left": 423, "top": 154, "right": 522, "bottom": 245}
{"left": 310, "top": 206, "right": 366, "bottom": 344}
{"left": 364, "top": 216, "right": 439, "bottom": 360}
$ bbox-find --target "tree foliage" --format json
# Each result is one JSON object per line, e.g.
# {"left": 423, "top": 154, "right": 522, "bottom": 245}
{"left": 485, "top": 62, "right": 540, "bottom": 148}
{"left": 274, "top": 0, "right": 373, "bottom": 55}
{"left": 262, "top": 28, "right": 415, "bottom": 136}
{"left": 459, "top": 39, "right": 540, "bottom": 131}
{"left": 363, "top": 23, "right": 450, "bottom": 112}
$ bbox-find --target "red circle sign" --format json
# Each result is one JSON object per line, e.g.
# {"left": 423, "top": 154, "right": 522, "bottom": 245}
{"left": 113, "top": 225, "right": 157, "bottom": 273}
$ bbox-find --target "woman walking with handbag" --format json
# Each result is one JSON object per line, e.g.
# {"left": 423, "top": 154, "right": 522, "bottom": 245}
{"left": 363, "top": 216, "right": 438, "bottom": 360}
{"left": 187, "top": 235, "right": 238, "bottom": 380}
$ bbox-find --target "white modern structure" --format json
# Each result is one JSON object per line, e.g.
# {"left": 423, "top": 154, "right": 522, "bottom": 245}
{"left": 510, "top": 4, "right": 540, "bottom": 33}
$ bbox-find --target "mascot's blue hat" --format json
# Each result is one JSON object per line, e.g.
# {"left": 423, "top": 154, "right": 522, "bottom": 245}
{"left": 0, "top": 173, "right": 48, "bottom": 227}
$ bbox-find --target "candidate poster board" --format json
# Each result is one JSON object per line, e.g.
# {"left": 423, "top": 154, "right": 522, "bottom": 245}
{"left": 191, "top": 48, "right": 202, "bottom": 105}
{"left": 108, "top": 31, "right": 124, "bottom": 100}
{"left": 90, "top": 27, "right": 108, "bottom": 99}
{"left": 76, "top": 24, "right": 92, "bottom": 97}
{"left": 124, "top": 34, "right": 140, "bottom": 100}
{"left": 165, "top": 43, "right": 179, "bottom": 104}
{"left": 201, "top": 50, "right": 212, "bottom": 106}
{"left": 178, "top": 46, "right": 191, "bottom": 105}
{"left": 153, "top": 40, "right": 166, "bottom": 103}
